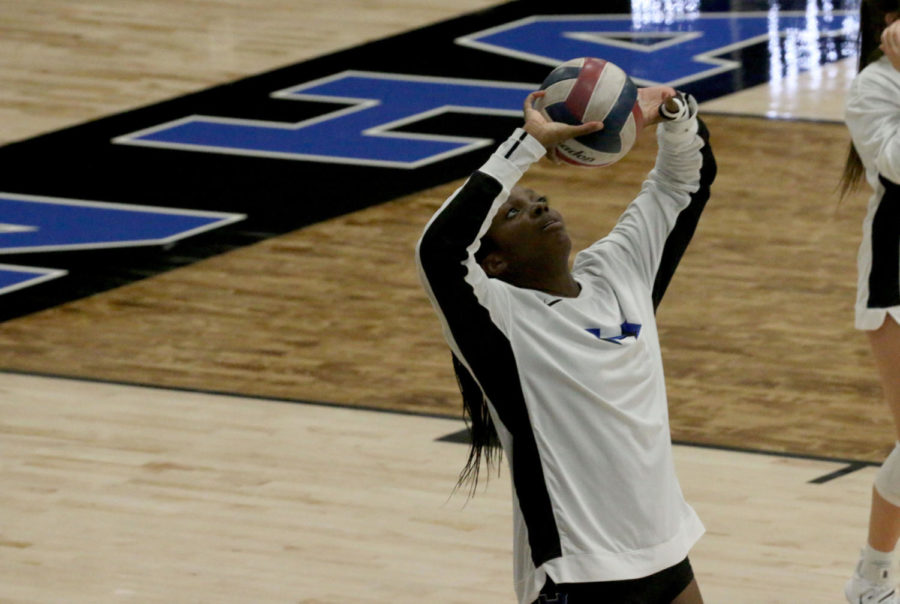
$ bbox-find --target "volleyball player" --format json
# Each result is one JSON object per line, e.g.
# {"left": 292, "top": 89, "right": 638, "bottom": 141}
{"left": 840, "top": 1, "right": 900, "bottom": 602}
{"left": 416, "top": 84, "right": 716, "bottom": 604}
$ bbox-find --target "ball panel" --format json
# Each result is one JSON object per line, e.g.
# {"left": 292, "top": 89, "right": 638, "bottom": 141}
{"left": 573, "top": 127, "right": 622, "bottom": 154}
{"left": 567, "top": 111, "right": 638, "bottom": 167}
{"left": 629, "top": 102, "right": 644, "bottom": 132}
{"left": 554, "top": 139, "right": 603, "bottom": 167}
{"left": 555, "top": 137, "right": 620, "bottom": 167}
{"left": 544, "top": 101, "right": 582, "bottom": 126}
{"left": 554, "top": 150, "right": 595, "bottom": 167}
{"left": 584, "top": 64, "right": 627, "bottom": 122}
{"left": 539, "top": 65, "right": 584, "bottom": 91}
{"left": 615, "top": 115, "right": 637, "bottom": 155}
{"left": 565, "top": 57, "right": 607, "bottom": 122}
{"left": 541, "top": 78, "right": 576, "bottom": 108}
{"left": 587, "top": 68, "right": 636, "bottom": 135}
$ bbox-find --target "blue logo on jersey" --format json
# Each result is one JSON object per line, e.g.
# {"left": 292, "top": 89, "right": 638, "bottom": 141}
{"left": 114, "top": 71, "right": 533, "bottom": 168}
{"left": 456, "top": 12, "right": 857, "bottom": 87}
{"left": 586, "top": 321, "right": 642, "bottom": 344}
{"left": 0, "top": 192, "right": 244, "bottom": 294}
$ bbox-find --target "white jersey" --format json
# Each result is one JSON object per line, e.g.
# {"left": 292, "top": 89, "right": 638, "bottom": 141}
{"left": 416, "top": 117, "right": 715, "bottom": 604}
{"left": 845, "top": 55, "right": 900, "bottom": 330}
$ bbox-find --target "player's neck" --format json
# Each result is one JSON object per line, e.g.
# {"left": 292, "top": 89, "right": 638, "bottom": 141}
{"left": 511, "top": 270, "right": 580, "bottom": 298}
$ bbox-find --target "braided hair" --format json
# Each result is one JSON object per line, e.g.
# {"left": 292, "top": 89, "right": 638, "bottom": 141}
{"left": 451, "top": 353, "right": 502, "bottom": 495}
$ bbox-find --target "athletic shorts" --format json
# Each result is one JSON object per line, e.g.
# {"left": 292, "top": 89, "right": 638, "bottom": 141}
{"left": 856, "top": 175, "right": 900, "bottom": 331}
{"left": 532, "top": 557, "right": 695, "bottom": 604}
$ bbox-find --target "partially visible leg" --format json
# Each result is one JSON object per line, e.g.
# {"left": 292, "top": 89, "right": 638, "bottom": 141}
{"left": 870, "top": 487, "right": 900, "bottom": 553}
{"left": 847, "top": 316, "right": 900, "bottom": 603}
{"left": 868, "top": 316, "right": 900, "bottom": 553}
{"left": 670, "top": 578, "right": 703, "bottom": 604}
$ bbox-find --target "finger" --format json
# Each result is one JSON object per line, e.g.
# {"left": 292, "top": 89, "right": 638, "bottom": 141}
{"left": 660, "top": 94, "right": 686, "bottom": 121}
{"left": 555, "top": 122, "right": 603, "bottom": 142}
{"left": 663, "top": 96, "right": 682, "bottom": 115}
{"left": 659, "top": 87, "right": 677, "bottom": 102}
{"left": 523, "top": 90, "right": 544, "bottom": 113}
{"left": 547, "top": 147, "right": 561, "bottom": 165}
{"left": 572, "top": 121, "right": 603, "bottom": 135}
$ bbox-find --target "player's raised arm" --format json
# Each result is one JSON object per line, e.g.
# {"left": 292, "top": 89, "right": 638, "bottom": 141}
{"left": 578, "top": 92, "right": 717, "bottom": 308}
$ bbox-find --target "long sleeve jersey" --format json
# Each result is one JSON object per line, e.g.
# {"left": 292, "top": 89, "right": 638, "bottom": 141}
{"left": 416, "top": 116, "right": 716, "bottom": 604}
{"left": 844, "top": 55, "right": 900, "bottom": 329}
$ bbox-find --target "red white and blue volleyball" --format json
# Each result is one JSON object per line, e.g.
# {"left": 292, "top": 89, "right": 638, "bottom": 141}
{"left": 535, "top": 57, "right": 643, "bottom": 167}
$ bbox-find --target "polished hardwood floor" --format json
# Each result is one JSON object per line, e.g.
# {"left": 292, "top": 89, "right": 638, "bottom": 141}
{"left": 0, "top": 114, "right": 882, "bottom": 461}
{"left": 0, "top": 1, "right": 890, "bottom": 601}
{"left": 0, "top": 372, "right": 882, "bottom": 603}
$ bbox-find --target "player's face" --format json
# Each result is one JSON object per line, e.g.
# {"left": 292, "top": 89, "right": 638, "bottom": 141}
{"left": 486, "top": 186, "right": 571, "bottom": 269}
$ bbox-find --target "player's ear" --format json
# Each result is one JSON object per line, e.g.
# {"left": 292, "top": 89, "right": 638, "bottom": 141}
{"left": 481, "top": 251, "right": 508, "bottom": 278}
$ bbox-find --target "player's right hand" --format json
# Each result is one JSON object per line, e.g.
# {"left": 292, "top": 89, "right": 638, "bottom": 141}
{"left": 522, "top": 91, "right": 603, "bottom": 154}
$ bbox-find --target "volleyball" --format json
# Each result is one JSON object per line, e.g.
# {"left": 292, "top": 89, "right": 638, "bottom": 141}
{"left": 534, "top": 57, "right": 643, "bottom": 168}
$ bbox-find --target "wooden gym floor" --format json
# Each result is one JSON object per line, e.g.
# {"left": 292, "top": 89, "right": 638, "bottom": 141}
{"left": 0, "top": 1, "right": 890, "bottom": 602}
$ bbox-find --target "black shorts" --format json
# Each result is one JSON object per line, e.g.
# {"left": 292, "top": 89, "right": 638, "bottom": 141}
{"left": 533, "top": 557, "right": 695, "bottom": 604}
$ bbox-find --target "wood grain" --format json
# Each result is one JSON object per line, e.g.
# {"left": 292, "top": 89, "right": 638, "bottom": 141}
{"left": 0, "top": 0, "right": 502, "bottom": 145}
{"left": 0, "top": 1, "right": 888, "bottom": 601}
{"left": 0, "top": 372, "right": 877, "bottom": 603}
{"left": 0, "top": 114, "right": 887, "bottom": 461}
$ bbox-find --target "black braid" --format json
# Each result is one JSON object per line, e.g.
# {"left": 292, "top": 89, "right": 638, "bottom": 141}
{"left": 451, "top": 353, "right": 502, "bottom": 495}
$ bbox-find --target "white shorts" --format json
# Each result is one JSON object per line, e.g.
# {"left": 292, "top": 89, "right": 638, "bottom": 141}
{"left": 855, "top": 177, "right": 900, "bottom": 331}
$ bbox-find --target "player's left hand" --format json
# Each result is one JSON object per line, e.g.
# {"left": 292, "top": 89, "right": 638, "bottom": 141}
{"left": 659, "top": 91, "right": 699, "bottom": 122}
{"left": 882, "top": 19, "right": 900, "bottom": 72}
{"left": 637, "top": 85, "right": 678, "bottom": 126}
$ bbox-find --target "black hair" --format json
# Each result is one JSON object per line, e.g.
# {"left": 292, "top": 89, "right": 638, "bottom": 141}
{"left": 839, "top": 0, "right": 900, "bottom": 198}
{"left": 451, "top": 354, "right": 502, "bottom": 495}
{"left": 450, "top": 229, "right": 503, "bottom": 495}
